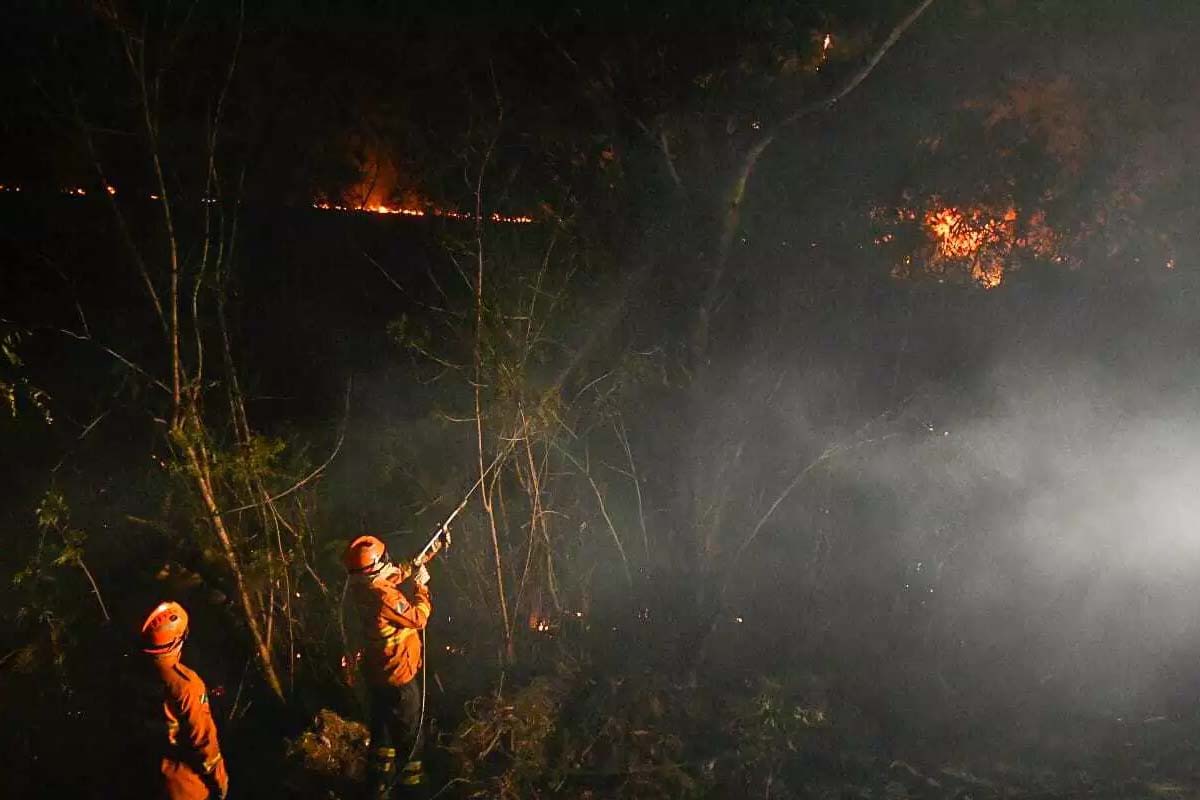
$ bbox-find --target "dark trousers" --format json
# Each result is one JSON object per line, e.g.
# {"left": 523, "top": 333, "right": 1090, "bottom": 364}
{"left": 367, "top": 679, "right": 424, "bottom": 797}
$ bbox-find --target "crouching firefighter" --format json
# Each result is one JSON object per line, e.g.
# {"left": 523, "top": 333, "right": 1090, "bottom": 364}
{"left": 140, "top": 601, "right": 229, "bottom": 800}
{"left": 343, "top": 532, "right": 447, "bottom": 798}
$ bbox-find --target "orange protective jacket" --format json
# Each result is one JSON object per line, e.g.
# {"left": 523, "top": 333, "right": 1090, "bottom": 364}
{"left": 351, "top": 572, "right": 431, "bottom": 686}
{"left": 151, "top": 660, "right": 228, "bottom": 800}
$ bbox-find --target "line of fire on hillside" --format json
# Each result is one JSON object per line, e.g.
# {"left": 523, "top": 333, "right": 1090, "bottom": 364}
{"left": 0, "top": 183, "right": 536, "bottom": 225}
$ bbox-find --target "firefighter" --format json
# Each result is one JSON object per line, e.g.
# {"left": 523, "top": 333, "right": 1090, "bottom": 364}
{"left": 344, "top": 534, "right": 435, "bottom": 798}
{"left": 140, "top": 601, "right": 229, "bottom": 800}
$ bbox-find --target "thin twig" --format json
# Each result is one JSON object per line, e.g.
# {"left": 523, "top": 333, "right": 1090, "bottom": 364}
{"left": 221, "top": 379, "right": 352, "bottom": 515}
{"left": 553, "top": 441, "right": 633, "bottom": 587}
{"left": 729, "top": 432, "right": 899, "bottom": 571}
{"left": 76, "top": 409, "right": 111, "bottom": 441}
{"left": 14, "top": 323, "right": 171, "bottom": 394}
{"left": 77, "top": 557, "right": 111, "bottom": 622}
{"left": 471, "top": 88, "right": 513, "bottom": 662}
{"left": 613, "top": 413, "right": 649, "bottom": 561}
{"left": 659, "top": 128, "right": 684, "bottom": 190}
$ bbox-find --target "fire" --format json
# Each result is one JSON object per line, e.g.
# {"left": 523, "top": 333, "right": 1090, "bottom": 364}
{"left": 813, "top": 32, "right": 834, "bottom": 71}
{"left": 876, "top": 197, "right": 1063, "bottom": 289}
{"left": 923, "top": 204, "right": 1017, "bottom": 263}
{"left": 4, "top": 180, "right": 533, "bottom": 223}
{"left": 315, "top": 144, "right": 533, "bottom": 223}
{"left": 311, "top": 199, "right": 533, "bottom": 224}
{"left": 313, "top": 199, "right": 424, "bottom": 216}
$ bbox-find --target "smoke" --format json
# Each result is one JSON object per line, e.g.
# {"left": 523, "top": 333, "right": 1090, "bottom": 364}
{"left": 825, "top": 312, "right": 1200, "bottom": 717}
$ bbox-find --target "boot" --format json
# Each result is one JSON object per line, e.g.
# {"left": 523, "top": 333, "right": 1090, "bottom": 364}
{"left": 394, "top": 759, "right": 428, "bottom": 799}
{"left": 366, "top": 745, "right": 397, "bottom": 800}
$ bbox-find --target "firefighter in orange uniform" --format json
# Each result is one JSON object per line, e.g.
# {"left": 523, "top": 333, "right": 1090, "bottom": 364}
{"left": 344, "top": 534, "right": 439, "bottom": 798}
{"left": 141, "top": 601, "right": 229, "bottom": 800}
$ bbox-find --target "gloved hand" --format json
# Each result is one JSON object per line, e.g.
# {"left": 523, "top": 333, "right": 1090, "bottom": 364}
{"left": 414, "top": 565, "right": 431, "bottom": 587}
{"left": 428, "top": 526, "right": 451, "bottom": 558}
{"left": 382, "top": 559, "right": 412, "bottom": 585}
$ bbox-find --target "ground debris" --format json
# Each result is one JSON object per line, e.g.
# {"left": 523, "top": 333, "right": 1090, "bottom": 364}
{"left": 446, "top": 671, "right": 575, "bottom": 798}
{"left": 283, "top": 708, "right": 369, "bottom": 798}
{"left": 438, "top": 669, "right": 1200, "bottom": 800}
{"left": 444, "top": 668, "right": 844, "bottom": 799}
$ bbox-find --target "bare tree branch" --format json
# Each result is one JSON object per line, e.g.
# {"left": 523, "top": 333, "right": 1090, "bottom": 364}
{"left": 221, "top": 379, "right": 353, "bottom": 515}
{"left": 5, "top": 321, "right": 172, "bottom": 394}
{"left": 700, "top": 0, "right": 940, "bottom": 357}
{"left": 553, "top": 440, "right": 633, "bottom": 587}
{"left": 658, "top": 129, "right": 684, "bottom": 191}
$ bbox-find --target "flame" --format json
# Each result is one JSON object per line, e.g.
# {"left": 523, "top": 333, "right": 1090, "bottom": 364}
{"left": 877, "top": 198, "right": 1064, "bottom": 289}
{"left": 315, "top": 145, "right": 532, "bottom": 222}
{"left": 924, "top": 204, "right": 1015, "bottom": 288}
{"left": 923, "top": 205, "right": 1017, "bottom": 262}
{"left": 813, "top": 32, "right": 834, "bottom": 71}
{"left": 313, "top": 199, "right": 414, "bottom": 215}
{"left": 312, "top": 199, "right": 533, "bottom": 224}
{"left": 6, "top": 182, "right": 533, "bottom": 223}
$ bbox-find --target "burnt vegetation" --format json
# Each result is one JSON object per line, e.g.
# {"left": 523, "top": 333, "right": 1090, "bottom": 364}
{"left": 4, "top": 1, "right": 1200, "bottom": 797}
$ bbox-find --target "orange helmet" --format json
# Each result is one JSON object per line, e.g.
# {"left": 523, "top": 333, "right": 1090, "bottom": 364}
{"left": 141, "top": 601, "right": 189, "bottom": 655}
{"left": 343, "top": 535, "right": 387, "bottom": 575}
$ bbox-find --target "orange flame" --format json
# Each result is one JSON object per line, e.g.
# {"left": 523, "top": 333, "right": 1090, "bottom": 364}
{"left": 311, "top": 199, "right": 533, "bottom": 224}
{"left": 314, "top": 145, "right": 532, "bottom": 222}
{"left": 875, "top": 197, "right": 1067, "bottom": 289}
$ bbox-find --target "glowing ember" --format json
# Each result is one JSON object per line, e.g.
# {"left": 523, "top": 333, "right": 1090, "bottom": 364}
{"left": 812, "top": 32, "right": 834, "bottom": 71}
{"left": 321, "top": 143, "right": 533, "bottom": 221}
{"left": 924, "top": 205, "right": 1016, "bottom": 262}
{"left": 875, "top": 197, "right": 1063, "bottom": 289}
{"left": 312, "top": 199, "right": 533, "bottom": 224}
{"left": 313, "top": 141, "right": 533, "bottom": 221}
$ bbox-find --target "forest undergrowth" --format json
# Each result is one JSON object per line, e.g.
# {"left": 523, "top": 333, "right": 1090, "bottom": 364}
{"left": 282, "top": 646, "right": 1200, "bottom": 800}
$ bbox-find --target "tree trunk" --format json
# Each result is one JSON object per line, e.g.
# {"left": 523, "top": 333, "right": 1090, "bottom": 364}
{"left": 183, "top": 435, "right": 286, "bottom": 702}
